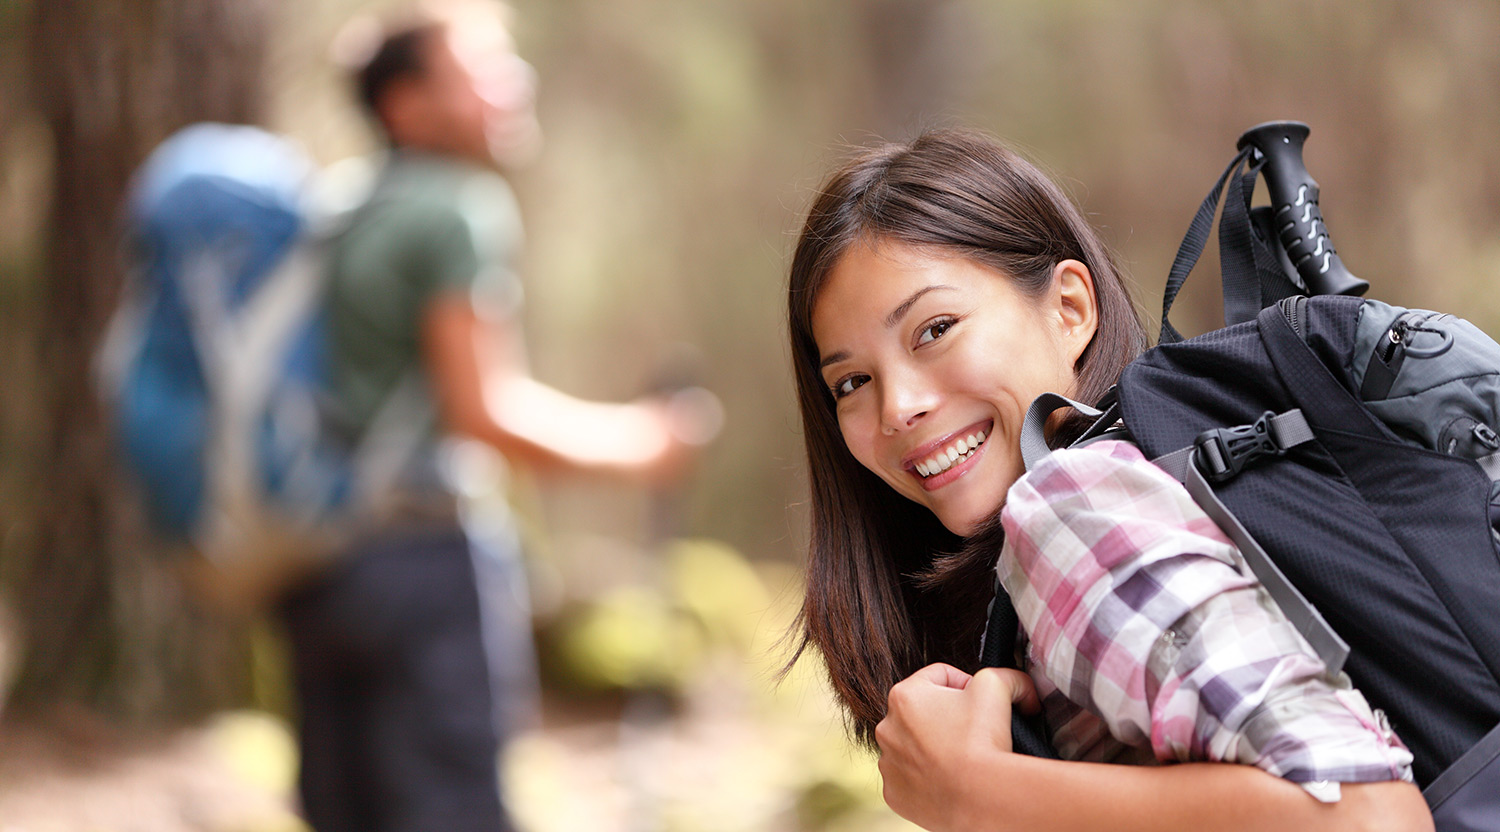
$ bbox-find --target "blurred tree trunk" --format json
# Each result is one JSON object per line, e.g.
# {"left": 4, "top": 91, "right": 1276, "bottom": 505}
{"left": 8, "top": 0, "right": 274, "bottom": 723}
{"left": 856, "top": 0, "right": 973, "bottom": 139}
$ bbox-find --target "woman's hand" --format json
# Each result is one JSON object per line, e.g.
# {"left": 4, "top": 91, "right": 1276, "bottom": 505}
{"left": 874, "top": 663, "right": 1432, "bottom": 832}
{"left": 875, "top": 663, "right": 1039, "bottom": 831}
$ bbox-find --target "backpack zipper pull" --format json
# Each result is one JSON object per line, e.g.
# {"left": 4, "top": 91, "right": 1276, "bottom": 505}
{"left": 1361, "top": 317, "right": 1411, "bottom": 401}
{"left": 1379, "top": 321, "right": 1407, "bottom": 363}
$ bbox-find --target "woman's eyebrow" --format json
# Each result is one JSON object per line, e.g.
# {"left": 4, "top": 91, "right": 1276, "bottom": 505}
{"left": 885, "top": 285, "right": 955, "bottom": 328}
{"left": 818, "top": 284, "right": 957, "bottom": 371}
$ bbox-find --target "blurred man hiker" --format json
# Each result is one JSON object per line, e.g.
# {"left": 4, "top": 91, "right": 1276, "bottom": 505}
{"left": 281, "top": 5, "right": 716, "bottom": 830}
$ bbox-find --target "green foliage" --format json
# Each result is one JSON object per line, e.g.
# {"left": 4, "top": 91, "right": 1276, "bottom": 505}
{"left": 540, "top": 537, "right": 772, "bottom": 695}
{"left": 549, "top": 584, "right": 705, "bottom": 693}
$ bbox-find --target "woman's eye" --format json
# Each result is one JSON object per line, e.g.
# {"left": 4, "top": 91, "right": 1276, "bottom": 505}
{"left": 917, "top": 318, "right": 955, "bottom": 346}
{"left": 833, "top": 375, "right": 868, "bottom": 399}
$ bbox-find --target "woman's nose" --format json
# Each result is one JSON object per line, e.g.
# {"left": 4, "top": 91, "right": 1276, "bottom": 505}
{"left": 880, "top": 372, "right": 935, "bottom": 434}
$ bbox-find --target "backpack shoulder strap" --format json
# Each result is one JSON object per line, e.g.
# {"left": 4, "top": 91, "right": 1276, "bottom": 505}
{"left": 978, "top": 572, "right": 1060, "bottom": 759}
{"left": 1150, "top": 415, "right": 1351, "bottom": 675}
{"left": 1426, "top": 719, "right": 1500, "bottom": 820}
{"left": 1018, "top": 392, "right": 1104, "bottom": 471}
{"left": 195, "top": 238, "right": 327, "bottom": 552}
{"left": 1019, "top": 392, "right": 1350, "bottom": 673}
{"left": 93, "top": 263, "right": 158, "bottom": 406}
{"left": 345, "top": 369, "right": 435, "bottom": 514}
{"left": 990, "top": 391, "right": 1120, "bottom": 761}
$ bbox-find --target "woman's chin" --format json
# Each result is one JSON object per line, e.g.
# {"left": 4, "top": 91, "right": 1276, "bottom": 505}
{"left": 905, "top": 469, "right": 1009, "bottom": 536}
{"left": 935, "top": 506, "right": 987, "bottom": 538}
{"left": 927, "top": 483, "right": 1009, "bottom": 537}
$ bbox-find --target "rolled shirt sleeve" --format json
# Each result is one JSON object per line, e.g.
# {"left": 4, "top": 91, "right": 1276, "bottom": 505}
{"left": 998, "top": 440, "right": 1413, "bottom": 801}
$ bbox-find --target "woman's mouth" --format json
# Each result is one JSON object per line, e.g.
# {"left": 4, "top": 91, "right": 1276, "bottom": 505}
{"left": 914, "top": 430, "right": 987, "bottom": 477}
{"left": 909, "top": 422, "right": 991, "bottom": 490}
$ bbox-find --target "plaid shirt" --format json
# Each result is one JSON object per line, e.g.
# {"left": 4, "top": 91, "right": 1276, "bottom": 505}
{"left": 999, "top": 440, "right": 1413, "bottom": 802}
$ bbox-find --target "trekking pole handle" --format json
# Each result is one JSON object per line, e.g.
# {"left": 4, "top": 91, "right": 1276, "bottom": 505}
{"left": 1236, "top": 121, "right": 1368, "bottom": 297}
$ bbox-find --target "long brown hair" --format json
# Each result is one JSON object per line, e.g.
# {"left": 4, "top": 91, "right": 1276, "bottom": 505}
{"left": 785, "top": 128, "right": 1148, "bottom": 745}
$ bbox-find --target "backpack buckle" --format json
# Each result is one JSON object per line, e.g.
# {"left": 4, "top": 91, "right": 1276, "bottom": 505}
{"left": 1194, "top": 411, "right": 1286, "bottom": 482}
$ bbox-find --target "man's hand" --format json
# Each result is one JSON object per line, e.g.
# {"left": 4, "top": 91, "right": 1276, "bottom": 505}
{"left": 875, "top": 663, "right": 1039, "bottom": 831}
{"left": 633, "top": 386, "right": 724, "bottom": 485}
{"left": 423, "top": 297, "right": 721, "bottom": 480}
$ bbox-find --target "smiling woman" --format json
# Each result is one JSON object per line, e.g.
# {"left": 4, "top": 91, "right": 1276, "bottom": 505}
{"left": 812, "top": 243, "right": 1095, "bottom": 535}
{"left": 783, "top": 129, "right": 1432, "bottom": 832}
{"left": 784, "top": 130, "right": 1144, "bottom": 738}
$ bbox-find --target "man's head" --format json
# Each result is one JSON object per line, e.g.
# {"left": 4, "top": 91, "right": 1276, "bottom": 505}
{"left": 353, "top": 4, "right": 539, "bottom": 168}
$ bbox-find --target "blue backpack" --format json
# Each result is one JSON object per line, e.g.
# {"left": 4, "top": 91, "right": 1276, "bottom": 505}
{"left": 99, "top": 123, "right": 422, "bottom": 607}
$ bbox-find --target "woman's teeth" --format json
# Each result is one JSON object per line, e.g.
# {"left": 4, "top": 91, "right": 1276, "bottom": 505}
{"left": 915, "top": 430, "right": 987, "bottom": 478}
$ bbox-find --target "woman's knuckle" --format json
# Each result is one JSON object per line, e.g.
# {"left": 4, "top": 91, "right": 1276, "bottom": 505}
{"left": 887, "top": 684, "right": 910, "bottom": 709}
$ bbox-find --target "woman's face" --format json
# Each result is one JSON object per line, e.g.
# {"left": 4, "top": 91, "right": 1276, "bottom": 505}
{"left": 811, "top": 240, "right": 1098, "bottom": 536}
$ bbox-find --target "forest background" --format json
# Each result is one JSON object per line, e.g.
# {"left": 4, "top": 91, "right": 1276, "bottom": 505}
{"left": 0, "top": 0, "right": 1497, "bottom": 829}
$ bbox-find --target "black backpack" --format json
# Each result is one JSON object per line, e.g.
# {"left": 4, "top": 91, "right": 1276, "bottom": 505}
{"left": 985, "top": 121, "right": 1500, "bottom": 828}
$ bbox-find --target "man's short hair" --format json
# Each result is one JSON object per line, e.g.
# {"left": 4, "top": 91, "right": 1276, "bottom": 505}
{"left": 355, "top": 20, "right": 445, "bottom": 122}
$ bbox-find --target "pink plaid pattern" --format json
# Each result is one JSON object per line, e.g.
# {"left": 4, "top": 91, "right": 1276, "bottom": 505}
{"left": 999, "top": 440, "right": 1413, "bottom": 801}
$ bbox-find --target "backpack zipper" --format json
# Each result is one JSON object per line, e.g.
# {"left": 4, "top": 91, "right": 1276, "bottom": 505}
{"left": 1278, "top": 295, "right": 1308, "bottom": 340}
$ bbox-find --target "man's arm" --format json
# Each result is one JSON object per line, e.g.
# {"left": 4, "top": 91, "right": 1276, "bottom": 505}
{"left": 421, "top": 294, "right": 702, "bottom": 478}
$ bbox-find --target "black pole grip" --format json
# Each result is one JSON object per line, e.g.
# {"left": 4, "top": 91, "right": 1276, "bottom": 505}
{"left": 1236, "top": 121, "right": 1368, "bottom": 297}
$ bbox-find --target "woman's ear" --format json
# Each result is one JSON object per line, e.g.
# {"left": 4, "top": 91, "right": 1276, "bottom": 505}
{"left": 1051, "top": 259, "right": 1099, "bottom": 364}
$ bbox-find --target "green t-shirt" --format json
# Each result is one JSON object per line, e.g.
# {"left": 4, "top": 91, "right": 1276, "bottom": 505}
{"left": 325, "top": 151, "right": 523, "bottom": 439}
